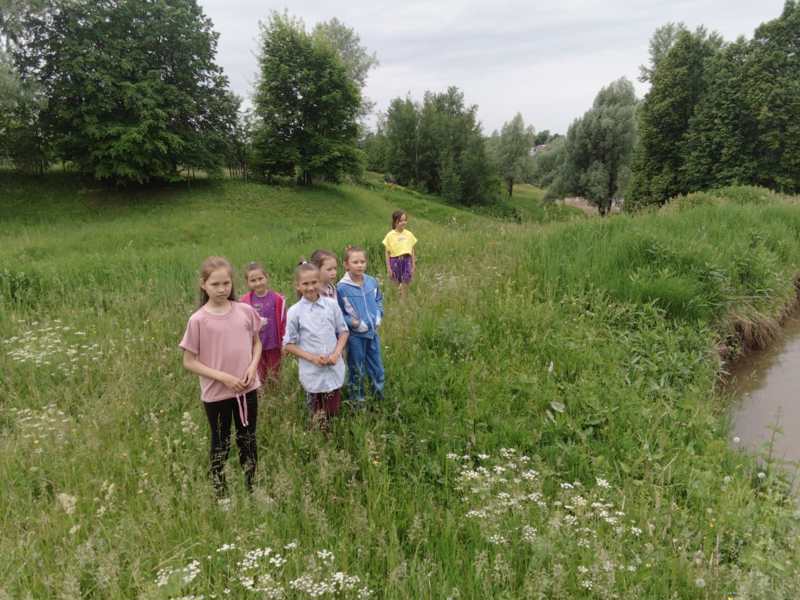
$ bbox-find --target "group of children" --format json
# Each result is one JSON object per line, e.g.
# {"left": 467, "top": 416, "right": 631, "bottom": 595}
{"left": 179, "top": 211, "right": 417, "bottom": 496}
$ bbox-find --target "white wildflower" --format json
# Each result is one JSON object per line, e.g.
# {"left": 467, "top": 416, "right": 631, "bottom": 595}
{"left": 56, "top": 493, "right": 77, "bottom": 515}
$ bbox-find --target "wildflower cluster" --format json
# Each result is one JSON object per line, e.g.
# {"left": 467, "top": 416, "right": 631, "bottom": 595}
{"left": 449, "top": 448, "right": 650, "bottom": 594}
{"left": 6, "top": 403, "right": 72, "bottom": 454}
{"left": 155, "top": 542, "right": 372, "bottom": 599}
{"left": 2, "top": 319, "right": 103, "bottom": 377}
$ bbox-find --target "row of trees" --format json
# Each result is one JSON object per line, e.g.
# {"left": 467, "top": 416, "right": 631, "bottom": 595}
{"left": 363, "top": 97, "right": 557, "bottom": 205}
{"left": 0, "top": 2, "right": 374, "bottom": 186}
{"left": 526, "top": 1, "right": 800, "bottom": 213}
{"left": 380, "top": 88, "right": 497, "bottom": 205}
{"left": 629, "top": 1, "right": 800, "bottom": 208}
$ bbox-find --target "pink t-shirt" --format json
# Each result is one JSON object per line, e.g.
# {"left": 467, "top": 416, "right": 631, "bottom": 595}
{"left": 179, "top": 302, "right": 262, "bottom": 402}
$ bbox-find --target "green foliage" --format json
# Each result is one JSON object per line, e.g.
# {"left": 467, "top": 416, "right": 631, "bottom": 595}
{"left": 529, "top": 137, "right": 566, "bottom": 190}
{"left": 12, "top": 0, "right": 236, "bottom": 184}
{"left": 555, "top": 78, "right": 637, "bottom": 215}
{"left": 384, "top": 97, "right": 418, "bottom": 185}
{"left": 312, "top": 17, "right": 378, "bottom": 119}
{"left": 680, "top": 39, "right": 757, "bottom": 190}
{"left": 533, "top": 129, "right": 551, "bottom": 146}
{"left": 361, "top": 113, "right": 388, "bottom": 173}
{"left": 0, "top": 45, "right": 51, "bottom": 171}
{"left": 638, "top": 22, "right": 689, "bottom": 83}
{"left": 744, "top": 1, "right": 800, "bottom": 193}
{"left": 628, "top": 29, "right": 721, "bottom": 208}
{"left": 252, "top": 12, "right": 362, "bottom": 184}
{"left": 630, "top": 4, "right": 800, "bottom": 207}
{"left": 491, "top": 113, "right": 535, "bottom": 197}
{"left": 384, "top": 87, "right": 499, "bottom": 205}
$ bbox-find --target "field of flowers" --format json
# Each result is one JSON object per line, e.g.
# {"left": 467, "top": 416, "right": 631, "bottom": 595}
{"left": 1, "top": 173, "right": 799, "bottom": 599}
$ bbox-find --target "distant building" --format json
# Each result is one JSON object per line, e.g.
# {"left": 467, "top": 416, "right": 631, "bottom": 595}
{"left": 530, "top": 144, "right": 549, "bottom": 156}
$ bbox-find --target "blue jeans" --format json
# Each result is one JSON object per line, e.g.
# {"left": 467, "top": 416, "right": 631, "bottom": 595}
{"left": 346, "top": 334, "right": 385, "bottom": 402}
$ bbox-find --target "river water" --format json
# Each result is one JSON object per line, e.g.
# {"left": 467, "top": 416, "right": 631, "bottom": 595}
{"left": 729, "top": 315, "right": 800, "bottom": 474}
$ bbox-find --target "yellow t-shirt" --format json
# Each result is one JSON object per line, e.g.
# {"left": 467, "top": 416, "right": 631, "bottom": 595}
{"left": 382, "top": 229, "right": 418, "bottom": 257}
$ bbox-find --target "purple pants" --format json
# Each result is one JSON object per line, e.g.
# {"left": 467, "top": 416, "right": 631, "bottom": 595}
{"left": 389, "top": 254, "right": 413, "bottom": 284}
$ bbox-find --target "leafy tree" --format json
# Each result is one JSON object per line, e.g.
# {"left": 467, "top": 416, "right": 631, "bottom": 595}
{"left": 384, "top": 96, "right": 418, "bottom": 185}
{"left": 495, "top": 113, "right": 535, "bottom": 197}
{"left": 252, "top": 12, "right": 362, "bottom": 184}
{"left": 12, "top": 0, "right": 235, "bottom": 184}
{"left": 361, "top": 113, "right": 388, "bottom": 172}
{"left": 638, "top": 22, "right": 688, "bottom": 83}
{"left": 556, "top": 78, "right": 637, "bottom": 215}
{"left": 743, "top": 0, "right": 800, "bottom": 193}
{"left": 312, "top": 18, "right": 378, "bottom": 118}
{"left": 224, "top": 102, "right": 258, "bottom": 180}
{"left": 1, "top": 1, "right": 51, "bottom": 168}
{"left": 383, "top": 86, "right": 497, "bottom": 204}
{"left": 0, "top": 45, "right": 50, "bottom": 171}
{"left": 533, "top": 129, "right": 551, "bottom": 146}
{"left": 681, "top": 39, "right": 757, "bottom": 190}
{"left": 529, "top": 136, "right": 566, "bottom": 189}
{"left": 628, "top": 29, "right": 721, "bottom": 208}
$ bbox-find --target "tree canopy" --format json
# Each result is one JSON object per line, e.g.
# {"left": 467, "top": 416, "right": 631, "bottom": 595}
{"left": 312, "top": 18, "right": 378, "bottom": 118}
{"left": 553, "top": 78, "right": 637, "bottom": 215}
{"left": 383, "top": 87, "right": 498, "bottom": 205}
{"left": 491, "top": 113, "right": 535, "bottom": 198}
{"left": 629, "top": 2, "right": 800, "bottom": 208}
{"left": 251, "top": 12, "right": 362, "bottom": 184}
{"left": 10, "top": 0, "right": 236, "bottom": 184}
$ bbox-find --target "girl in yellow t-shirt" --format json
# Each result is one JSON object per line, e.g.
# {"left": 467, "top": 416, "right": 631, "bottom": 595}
{"left": 382, "top": 210, "right": 418, "bottom": 294}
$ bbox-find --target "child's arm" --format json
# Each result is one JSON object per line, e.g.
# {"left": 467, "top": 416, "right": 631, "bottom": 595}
{"left": 183, "top": 350, "right": 247, "bottom": 392}
{"left": 284, "top": 344, "right": 327, "bottom": 366}
{"left": 325, "top": 304, "right": 350, "bottom": 364}
{"left": 325, "top": 330, "right": 349, "bottom": 365}
{"left": 338, "top": 293, "right": 363, "bottom": 331}
{"left": 385, "top": 248, "right": 392, "bottom": 276}
{"left": 242, "top": 333, "right": 262, "bottom": 386}
{"left": 375, "top": 280, "right": 384, "bottom": 325}
{"left": 411, "top": 246, "right": 416, "bottom": 274}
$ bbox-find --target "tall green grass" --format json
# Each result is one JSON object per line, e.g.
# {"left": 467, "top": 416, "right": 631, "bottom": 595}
{"left": 1, "top": 173, "right": 798, "bottom": 599}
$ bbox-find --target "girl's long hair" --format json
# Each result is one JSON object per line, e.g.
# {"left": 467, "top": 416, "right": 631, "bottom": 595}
{"left": 198, "top": 256, "right": 236, "bottom": 307}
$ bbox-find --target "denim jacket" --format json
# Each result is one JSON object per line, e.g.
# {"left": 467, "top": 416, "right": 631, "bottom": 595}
{"left": 336, "top": 272, "right": 384, "bottom": 338}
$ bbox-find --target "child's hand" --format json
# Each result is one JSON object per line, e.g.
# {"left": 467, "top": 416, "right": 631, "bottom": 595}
{"left": 325, "top": 352, "right": 340, "bottom": 365}
{"left": 221, "top": 373, "right": 246, "bottom": 392}
{"left": 242, "top": 364, "right": 258, "bottom": 386}
{"left": 311, "top": 354, "right": 327, "bottom": 367}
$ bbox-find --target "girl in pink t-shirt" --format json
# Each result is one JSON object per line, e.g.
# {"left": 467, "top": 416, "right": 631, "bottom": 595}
{"left": 180, "top": 256, "right": 262, "bottom": 497}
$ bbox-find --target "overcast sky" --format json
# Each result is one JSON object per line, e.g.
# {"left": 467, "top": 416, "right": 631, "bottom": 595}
{"left": 198, "top": 0, "right": 787, "bottom": 135}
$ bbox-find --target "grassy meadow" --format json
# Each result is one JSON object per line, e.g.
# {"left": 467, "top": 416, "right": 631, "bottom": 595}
{"left": 1, "top": 173, "right": 800, "bottom": 599}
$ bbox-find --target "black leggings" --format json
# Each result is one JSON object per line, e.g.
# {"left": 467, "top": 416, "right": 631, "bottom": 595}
{"left": 203, "top": 390, "right": 258, "bottom": 495}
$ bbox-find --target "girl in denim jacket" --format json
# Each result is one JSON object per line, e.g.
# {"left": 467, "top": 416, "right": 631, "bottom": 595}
{"left": 336, "top": 245, "right": 385, "bottom": 406}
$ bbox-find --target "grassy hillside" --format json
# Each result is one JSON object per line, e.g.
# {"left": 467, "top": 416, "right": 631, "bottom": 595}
{"left": 1, "top": 173, "right": 799, "bottom": 599}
